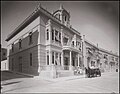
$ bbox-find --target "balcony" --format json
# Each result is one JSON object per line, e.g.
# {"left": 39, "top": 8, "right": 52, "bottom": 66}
{"left": 63, "top": 43, "right": 81, "bottom": 53}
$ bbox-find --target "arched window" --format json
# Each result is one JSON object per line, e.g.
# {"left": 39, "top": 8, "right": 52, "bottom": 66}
{"left": 47, "top": 31, "right": 49, "bottom": 40}
{"left": 64, "top": 15, "right": 67, "bottom": 21}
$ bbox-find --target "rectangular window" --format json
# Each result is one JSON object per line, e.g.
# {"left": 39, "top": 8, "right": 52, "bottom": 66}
{"left": 29, "top": 32, "right": 33, "bottom": 45}
{"left": 55, "top": 53, "right": 58, "bottom": 65}
{"left": 47, "top": 55, "right": 49, "bottom": 65}
{"left": 19, "top": 39, "right": 22, "bottom": 49}
{"left": 30, "top": 53, "right": 32, "bottom": 66}
{"left": 65, "top": 16, "right": 67, "bottom": 21}
{"left": 55, "top": 53, "right": 58, "bottom": 59}
{"left": 60, "top": 53, "right": 61, "bottom": 65}
{"left": 59, "top": 32, "right": 61, "bottom": 43}
{"left": 52, "top": 29, "right": 54, "bottom": 40}
{"left": 12, "top": 43, "right": 14, "bottom": 52}
{"left": 79, "top": 42, "right": 81, "bottom": 47}
{"left": 72, "top": 41, "right": 74, "bottom": 47}
{"left": 47, "top": 32, "right": 49, "bottom": 40}
{"left": 52, "top": 52, "right": 54, "bottom": 64}
{"left": 47, "top": 51, "right": 49, "bottom": 65}
{"left": 55, "top": 30, "right": 58, "bottom": 42}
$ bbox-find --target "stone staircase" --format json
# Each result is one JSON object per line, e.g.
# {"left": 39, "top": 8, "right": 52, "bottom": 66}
{"left": 57, "top": 70, "right": 74, "bottom": 77}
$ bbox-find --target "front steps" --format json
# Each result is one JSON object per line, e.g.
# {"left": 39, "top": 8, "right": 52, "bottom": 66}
{"left": 57, "top": 70, "right": 74, "bottom": 77}
{"left": 39, "top": 70, "right": 75, "bottom": 79}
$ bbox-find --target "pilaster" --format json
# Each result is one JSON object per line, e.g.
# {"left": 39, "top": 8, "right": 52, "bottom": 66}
{"left": 69, "top": 50, "right": 72, "bottom": 70}
{"left": 78, "top": 54, "right": 79, "bottom": 67}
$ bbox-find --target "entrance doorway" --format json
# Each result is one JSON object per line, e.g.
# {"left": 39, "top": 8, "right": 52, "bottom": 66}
{"left": 64, "top": 57, "right": 69, "bottom": 70}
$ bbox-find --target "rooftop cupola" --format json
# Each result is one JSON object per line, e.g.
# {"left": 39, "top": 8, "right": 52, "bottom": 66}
{"left": 53, "top": 4, "right": 70, "bottom": 27}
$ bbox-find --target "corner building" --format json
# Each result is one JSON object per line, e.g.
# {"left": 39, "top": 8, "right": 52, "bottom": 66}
{"left": 6, "top": 5, "right": 83, "bottom": 78}
{"left": 6, "top": 4, "right": 119, "bottom": 78}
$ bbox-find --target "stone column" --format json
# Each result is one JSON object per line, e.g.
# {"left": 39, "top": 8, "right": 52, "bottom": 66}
{"left": 58, "top": 53, "right": 60, "bottom": 65}
{"left": 48, "top": 19, "right": 52, "bottom": 44}
{"left": 51, "top": 51, "right": 57, "bottom": 78}
{"left": 82, "top": 35, "right": 88, "bottom": 68}
{"left": 61, "top": 26, "right": 63, "bottom": 46}
{"left": 69, "top": 50, "right": 72, "bottom": 70}
{"left": 49, "top": 50, "right": 52, "bottom": 65}
{"left": 54, "top": 52, "right": 55, "bottom": 65}
{"left": 61, "top": 51, "right": 64, "bottom": 66}
{"left": 78, "top": 54, "right": 79, "bottom": 67}
{"left": 54, "top": 28, "right": 55, "bottom": 43}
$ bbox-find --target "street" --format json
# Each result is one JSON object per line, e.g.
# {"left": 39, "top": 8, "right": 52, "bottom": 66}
{"left": 1, "top": 71, "right": 119, "bottom": 93}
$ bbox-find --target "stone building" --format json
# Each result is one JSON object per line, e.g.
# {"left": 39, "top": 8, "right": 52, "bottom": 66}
{"left": 5, "top": 4, "right": 119, "bottom": 78}
{"left": 5, "top": 5, "right": 83, "bottom": 78}
{"left": 82, "top": 35, "right": 119, "bottom": 73}
{"left": 98, "top": 48, "right": 119, "bottom": 72}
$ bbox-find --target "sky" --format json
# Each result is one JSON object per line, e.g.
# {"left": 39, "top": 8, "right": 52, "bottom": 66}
{"left": 1, "top": 1, "right": 119, "bottom": 55}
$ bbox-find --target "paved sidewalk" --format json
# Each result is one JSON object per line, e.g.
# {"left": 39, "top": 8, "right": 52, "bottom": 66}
{"left": 1, "top": 71, "right": 119, "bottom": 93}
{"left": 34, "top": 72, "right": 112, "bottom": 82}
{"left": 35, "top": 74, "right": 86, "bottom": 82}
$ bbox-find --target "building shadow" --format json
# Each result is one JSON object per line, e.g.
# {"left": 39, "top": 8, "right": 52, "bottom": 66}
{"left": 1, "top": 70, "right": 33, "bottom": 81}
{"left": 8, "top": 29, "right": 40, "bottom": 77}
{"left": 2, "top": 81, "right": 22, "bottom": 86}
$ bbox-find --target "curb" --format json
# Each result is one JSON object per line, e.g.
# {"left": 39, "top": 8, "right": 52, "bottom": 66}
{"left": 8, "top": 71, "right": 34, "bottom": 77}
{"left": 35, "top": 75, "right": 86, "bottom": 82}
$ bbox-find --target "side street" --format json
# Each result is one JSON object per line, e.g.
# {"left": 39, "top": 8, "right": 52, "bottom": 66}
{"left": 1, "top": 71, "right": 119, "bottom": 93}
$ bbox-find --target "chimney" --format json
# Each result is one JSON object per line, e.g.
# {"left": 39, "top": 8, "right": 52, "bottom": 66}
{"left": 38, "top": 3, "right": 41, "bottom": 8}
{"left": 83, "top": 35, "right": 85, "bottom": 39}
{"left": 97, "top": 43, "right": 98, "bottom": 47}
{"left": 60, "top": 3, "right": 63, "bottom": 10}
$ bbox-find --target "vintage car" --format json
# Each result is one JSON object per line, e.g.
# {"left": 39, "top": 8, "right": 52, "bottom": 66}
{"left": 85, "top": 67, "right": 101, "bottom": 78}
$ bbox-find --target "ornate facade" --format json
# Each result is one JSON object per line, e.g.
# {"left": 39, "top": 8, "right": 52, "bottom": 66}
{"left": 5, "top": 4, "right": 119, "bottom": 78}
